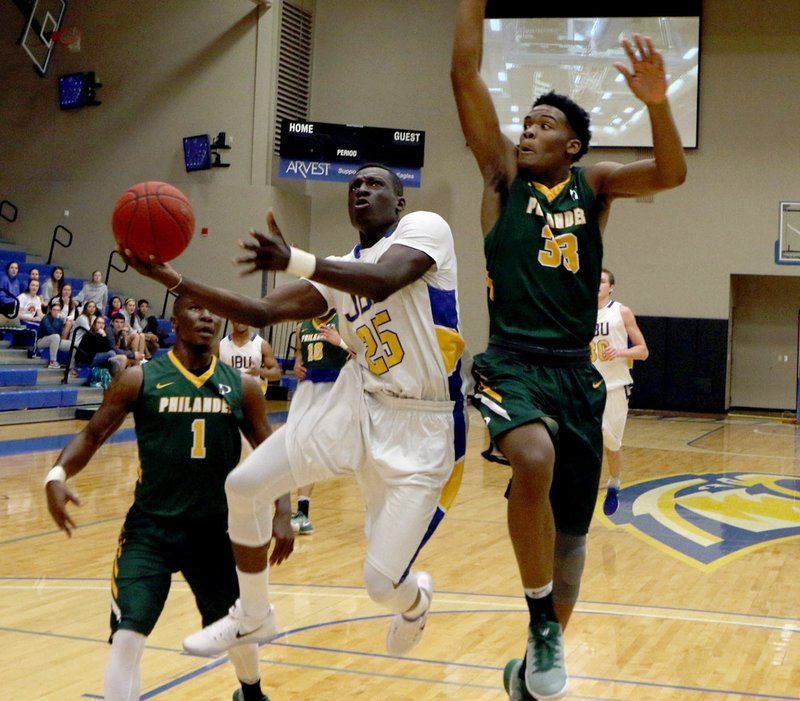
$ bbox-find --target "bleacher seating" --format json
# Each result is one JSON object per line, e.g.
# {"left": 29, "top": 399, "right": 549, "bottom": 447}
{"left": 0, "top": 240, "right": 293, "bottom": 422}
{"left": 0, "top": 243, "right": 150, "bottom": 423}
{"left": 0, "top": 386, "right": 79, "bottom": 411}
{"left": 0, "top": 367, "right": 37, "bottom": 386}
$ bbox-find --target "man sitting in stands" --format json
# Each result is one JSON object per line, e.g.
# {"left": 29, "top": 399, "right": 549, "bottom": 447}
{"left": 132, "top": 299, "right": 161, "bottom": 357}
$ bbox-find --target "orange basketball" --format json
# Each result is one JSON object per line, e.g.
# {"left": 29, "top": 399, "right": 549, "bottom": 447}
{"left": 111, "top": 181, "right": 194, "bottom": 263}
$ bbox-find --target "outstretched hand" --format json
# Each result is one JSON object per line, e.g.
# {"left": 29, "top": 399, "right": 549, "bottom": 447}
{"left": 118, "top": 248, "right": 181, "bottom": 290}
{"left": 614, "top": 34, "right": 667, "bottom": 105}
{"left": 235, "top": 208, "right": 292, "bottom": 276}
{"left": 46, "top": 480, "right": 82, "bottom": 537}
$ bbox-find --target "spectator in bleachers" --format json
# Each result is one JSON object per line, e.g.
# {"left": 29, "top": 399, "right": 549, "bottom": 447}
{"left": 1, "top": 264, "right": 20, "bottom": 322}
{"left": 27, "top": 267, "right": 40, "bottom": 286}
{"left": 132, "top": 298, "right": 161, "bottom": 357}
{"left": 41, "top": 266, "right": 65, "bottom": 308}
{"left": 122, "top": 297, "right": 137, "bottom": 325}
{"left": 51, "top": 282, "right": 80, "bottom": 324}
{"left": 110, "top": 310, "right": 146, "bottom": 360}
{"left": 108, "top": 295, "right": 124, "bottom": 319}
{"left": 17, "top": 278, "right": 44, "bottom": 323}
{"left": 75, "top": 270, "right": 108, "bottom": 316}
{"left": 75, "top": 315, "right": 129, "bottom": 376}
{"left": 1, "top": 261, "right": 22, "bottom": 316}
{"left": 110, "top": 312, "right": 145, "bottom": 365}
{"left": 38, "top": 301, "right": 71, "bottom": 369}
{"left": 73, "top": 300, "right": 98, "bottom": 345}
{"left": 110, "top": 297, "right": 146, "bottom": 356}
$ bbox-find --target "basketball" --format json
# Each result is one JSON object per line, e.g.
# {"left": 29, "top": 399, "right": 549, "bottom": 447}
{"left": 111, "top": 181, "right": 195, "bottom": 262}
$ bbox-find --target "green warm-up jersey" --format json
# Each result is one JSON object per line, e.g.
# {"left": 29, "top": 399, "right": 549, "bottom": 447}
{"left": 485, "top": 166, "right": 603, "bottom": 348}
{"left": 299, "top": 312, "right": 350, "bottom": 374}
{"left": 132, "top": 351, "right": 245, "bottom": 518}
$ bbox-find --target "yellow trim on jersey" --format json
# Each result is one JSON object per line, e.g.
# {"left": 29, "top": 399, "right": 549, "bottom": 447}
{"left": 531, "top": 175, "right": 570, "bottom": 203}
{"left": 312, "top": 310, "right": 337, "bottom": 329}
{"left": 167, "top": 350, "right": 217, "bottom": 388}
{"left": 439, "top": 458, "right": 464, "bottom": 512}
{"left": 435, "top": 327, "right": 465, "bottom": 375}
{"left": 480, "top": 383, "right": 503, "bottom": 403}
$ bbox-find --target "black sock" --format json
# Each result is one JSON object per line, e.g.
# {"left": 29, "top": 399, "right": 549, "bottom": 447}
{"left": 240, "top": 680, "right": 265, "bottom": 701}
{"left": 525, "top": 593, "right": 557, "bottom": 625}
{"left": 297, "top": 497, "right": 309, "bottom": 517}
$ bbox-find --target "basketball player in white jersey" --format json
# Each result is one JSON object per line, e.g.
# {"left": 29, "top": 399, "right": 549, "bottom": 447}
{"left": 123, "top": 164, "right": 469, "bottom": 669}
{"left": 591, "top": 268, "right": 648, "bottom": 515}
{"left": 217, "top": 321, "right": 281, "bottom": 394}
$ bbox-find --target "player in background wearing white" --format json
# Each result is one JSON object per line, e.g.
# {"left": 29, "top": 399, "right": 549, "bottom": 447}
{"left": 591, "top": 268, "right": 648, "bottom": 516}
{"left": 290, "top": 311, "right": 355, "bottom": 535}
{"left": 123, "top": 163, "right": 469, "bottom": 661}
{"left": 218, "top": 321, "right": 282, "bottom": 395}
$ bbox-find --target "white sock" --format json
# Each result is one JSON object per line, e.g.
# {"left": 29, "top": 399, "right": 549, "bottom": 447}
{"left": 608, "top": 478, "right": 621, "bottom": 489}
{"left": 237, "top": 567, "right": 272, "bottom": 620}
{"left": 228, "top": 643, "right": 261, "bottom": 685}
{"left": 524, "top": 581, "right": 553, "bottom": 599}
{"left": 104, "top": 630, "right": 145, "bottom": 701}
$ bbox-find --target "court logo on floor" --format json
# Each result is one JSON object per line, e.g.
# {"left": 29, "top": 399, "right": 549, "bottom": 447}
{"left": 602, "top": 472, "right": 800, "bottom": 571}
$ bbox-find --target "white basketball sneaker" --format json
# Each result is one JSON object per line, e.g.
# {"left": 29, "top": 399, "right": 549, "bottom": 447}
{"left": 183, "top": 600, "right": 279, "bottom": 656}
{"left": 386, "top": 571, "right": 433, "bottom": 656}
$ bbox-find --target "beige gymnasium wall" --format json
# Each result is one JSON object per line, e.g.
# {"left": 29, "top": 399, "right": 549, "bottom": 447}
{"left": 308, "top": 0, "right": 800, "bottom": 355}
{"left": 2, "top": 0, "right": 800, "bottom": 360}
{"left": 0, "top": 0, "right": 312, "bottom": 309}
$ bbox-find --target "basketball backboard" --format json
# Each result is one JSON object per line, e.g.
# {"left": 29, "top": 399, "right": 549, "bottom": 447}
{"left": 19, "top": 0, "right": 66, "bottom": 76}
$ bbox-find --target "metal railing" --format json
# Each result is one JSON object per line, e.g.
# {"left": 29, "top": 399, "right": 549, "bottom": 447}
{"left": 47, "top": 224, "right": 74, "bottom": 264}
{"left": 0, "top": 200, "right": 18, "bottom": 225}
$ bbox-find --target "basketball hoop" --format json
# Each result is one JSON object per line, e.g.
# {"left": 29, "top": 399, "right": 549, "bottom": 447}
{"left": 49, "top": 25, "right": 82, "bottom": 53}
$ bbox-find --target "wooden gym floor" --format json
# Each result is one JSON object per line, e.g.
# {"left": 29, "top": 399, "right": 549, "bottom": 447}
{"left": 1, "top": 405, "right": 798, "bottom": 700}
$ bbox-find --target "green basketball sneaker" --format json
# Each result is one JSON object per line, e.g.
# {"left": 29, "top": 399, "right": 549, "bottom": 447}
{"left": 290, "top": 511, "right": 314, "bottom": 534}
{"left": 503, "top": 658, "right": 538, "bottom": 700}
{"left": 523, "top": 618, "right": 568, "bottom": 698}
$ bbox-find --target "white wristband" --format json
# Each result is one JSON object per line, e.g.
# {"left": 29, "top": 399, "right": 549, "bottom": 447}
{"left": 286, "top": 247, "right": 316, "bottom": 278}
{"left": 338, "top": 339, "right": 349, "bottom": 351}
{"left": 45, "top": 465, "right": 67, "bottom": 486}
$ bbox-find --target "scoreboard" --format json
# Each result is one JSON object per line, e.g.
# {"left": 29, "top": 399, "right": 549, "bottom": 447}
{"left": 278, "top": 120, "right": 425, "bottom": 187}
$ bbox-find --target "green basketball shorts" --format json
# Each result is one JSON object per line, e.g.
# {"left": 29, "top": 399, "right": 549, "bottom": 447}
{"left": 472, "top": 345, "right": 606, "bottom": 535}
{"left": 109, "top": 504, "right": 238, "bottom": 638}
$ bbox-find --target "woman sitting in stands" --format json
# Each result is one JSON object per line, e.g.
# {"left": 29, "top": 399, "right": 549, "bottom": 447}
{"left": 41, "top": 266, "right": 65, "bottom": 308}
{"left": 72, "top": 300, "right": 98, "bottom": 345}
{"left": 74, "top": 315, "right": 129, "bottom": 376}
{"left": 17, "top": 278, "right": 44, "bottom": 323}
{"left": 51, "top": 282, "right": 80, "bottom": 324}
{"left": 0, "top": 261, "right": 22, "bottom": 320}
{"left": 107, "top": 295, "right": 123, "bottom": 319}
